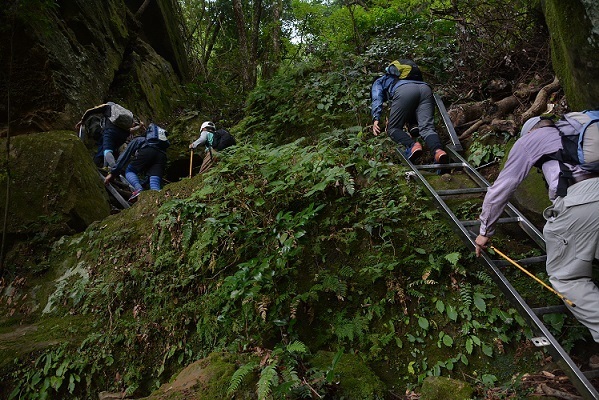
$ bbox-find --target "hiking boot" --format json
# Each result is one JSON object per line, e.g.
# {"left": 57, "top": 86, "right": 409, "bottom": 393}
{"left": 590, "top": 354, "right": 599, "bottom": 369}
{"left": 128, "top": 189, "right": 142, "bottom": 202}
{"left": 405, "top": 142, "right": 423, "bottom": 162}
{"left": 434, "top": 149, "right": 448, "bottom": 164}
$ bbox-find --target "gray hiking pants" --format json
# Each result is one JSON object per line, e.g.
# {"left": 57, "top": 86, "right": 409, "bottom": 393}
{"left": 388, "top": 83, "right": 441, "bottom": 155}
{"left": 543, "top": 177, "right": 599, "bottom": 342}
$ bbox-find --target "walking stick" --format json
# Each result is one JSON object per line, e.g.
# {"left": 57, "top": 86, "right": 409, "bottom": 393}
{"left": 189, "top": 149, "right": 193, "bottom": 178}
{"left": 491, "top": 246, "right": 576, "bottom": 307}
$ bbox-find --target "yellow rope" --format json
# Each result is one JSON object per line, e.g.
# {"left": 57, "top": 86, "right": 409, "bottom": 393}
{"left": 491, "top": 246, "right": 575, "bottom": 308}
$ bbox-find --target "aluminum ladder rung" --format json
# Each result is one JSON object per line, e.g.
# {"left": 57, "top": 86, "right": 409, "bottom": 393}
{"left": 532, "top": 305, "right": 569, "bottom": 316}
{"left": 415, "top": 162, "right": 464, "bottom": 170}
{"left": 437, "top": 187, "right": 487, "bottom": 196}
{"left": 493, "top": 255, "right": 547, "bottom": 267}
{"left": 460, "top": 217, "right": 521, "bottom": 227}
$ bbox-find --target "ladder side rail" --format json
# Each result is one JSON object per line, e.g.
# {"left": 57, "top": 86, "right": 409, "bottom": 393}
{"left": 98, "top": 171, "right": 130, "bottom": 209}
{"left": 433, "top": 94, "right": 463, "bottom": 152}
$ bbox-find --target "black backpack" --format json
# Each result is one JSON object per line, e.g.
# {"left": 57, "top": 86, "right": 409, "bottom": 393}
{"left": 212, "top": 129, "right": 236, "bottom": 151}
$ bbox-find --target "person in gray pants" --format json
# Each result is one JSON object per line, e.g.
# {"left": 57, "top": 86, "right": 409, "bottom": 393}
{"left": 475, "top": 116, "right": 599, "bottom": 365}
{"left": 371, "top": 59, "right": 447, "bottom": 164}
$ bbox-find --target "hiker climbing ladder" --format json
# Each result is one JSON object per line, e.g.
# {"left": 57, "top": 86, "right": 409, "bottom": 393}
{"left": 393, "top": 95, "right": 599, "bottom": 400}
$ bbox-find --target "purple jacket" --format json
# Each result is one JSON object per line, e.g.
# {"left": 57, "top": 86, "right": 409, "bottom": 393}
{"left": 479, "top": 121, "right": 586, "bottom": 237}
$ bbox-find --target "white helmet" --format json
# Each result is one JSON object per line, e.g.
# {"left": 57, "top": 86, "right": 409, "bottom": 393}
{"left": 201, "top": 121, "right": 216, "bottom": 131}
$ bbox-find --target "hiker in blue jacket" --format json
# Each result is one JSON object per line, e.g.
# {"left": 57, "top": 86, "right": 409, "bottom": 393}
{"left": 475, "top": 116, "right": 599, "bottom": 357}
{"left": 76, "top": 102, "right": 142, "bottom": 168}
{"left": 371, "top": 59, "right": 447, "bottom": 164}
{"left": 105, "top": 123, "right": 169, "bottom": 202}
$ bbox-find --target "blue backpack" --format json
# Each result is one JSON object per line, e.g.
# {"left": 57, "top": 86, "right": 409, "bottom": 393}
{"left": 144, "top": 123, "right": 170, "bottom": 152}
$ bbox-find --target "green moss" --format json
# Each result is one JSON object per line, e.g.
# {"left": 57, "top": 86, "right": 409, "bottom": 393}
{"left": 543, "top": 0, "right": 599, "bottom": 109}
{"left": 0, "top": 131, "right": 109, "bottom": 234}
{"left": 420, "top": 376, "right": 473, "bottom": 400}
{"left": 0, "top": 315, "right": 93, "bottom": 369}
{"left": 311, "top": 351, "right": 386, "bottom": 399}
{"left": 141, "top": 352, "right": 255, "bottom": 400}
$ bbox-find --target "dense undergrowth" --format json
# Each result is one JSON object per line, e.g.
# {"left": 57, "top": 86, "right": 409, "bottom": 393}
{"left": 3, "top": 128, "right": 568, "bottom": 399}
{"left": 2, "top": 1, "right": 589, "bottom": 399}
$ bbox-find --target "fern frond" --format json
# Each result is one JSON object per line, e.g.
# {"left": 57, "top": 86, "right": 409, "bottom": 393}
{"left": 227, "top": 361, "right": 258, "bottom": 395}
{"left": 407, "top": 279, "right": 438, "bottom": 287}
{"left": 476, "top": 271, "right": 493, "bottom": 285}
{"left": 286, "top": 340, "right": 307, "bottom": 354}
{"left": 257, "top": 363, "right": 278, "bottom": 400}
{"left": 280, "top": 365, "right": 301, "bottom": 386}
{"left": 258, "top": 298, "right": 270, "bottom": 321}
{"left": 460, "top": 283, "right": 472, "bottom": 307}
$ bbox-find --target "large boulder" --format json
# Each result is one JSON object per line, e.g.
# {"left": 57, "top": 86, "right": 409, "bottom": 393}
{"left": 0, "top": 131, "right": 110, "bottom": 236}
{"left": 543, "top": 0, "right": 599, "bottom": 109}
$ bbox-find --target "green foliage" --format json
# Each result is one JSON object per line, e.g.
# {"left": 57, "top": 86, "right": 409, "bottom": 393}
{"left": 3, "top": 4, "right": 563, "bottom": 398}
{"left": 467, "top": 133, "right": 506, "bottom": 167}
{"left": 227, "top": 341, "right": 313, "bottom": 399}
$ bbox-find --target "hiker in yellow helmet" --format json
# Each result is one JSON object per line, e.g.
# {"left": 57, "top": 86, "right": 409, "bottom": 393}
{"left": 371, "top": 59, "right": 447, "bottom": 164}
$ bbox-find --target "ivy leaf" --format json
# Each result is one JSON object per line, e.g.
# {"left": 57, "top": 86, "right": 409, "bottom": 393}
{"left": 418, "top": 317, "right": 429, "bottom": 330}
{"left": 447, "top": 305, "right": 458, "bottom": 321}
{"left": 436, "top": 300, "right": 445, "bottom": 313}
{"left": 442, "top": 334, "right": 454, "bottom": 347}
{"left": 482, "top": 344, "right": 493, "bottom": 357}
{"left": 465, "top": 338, "right": 473, "bottom": 354}
{"left": 461, "top": 354, "right": 469, "bottom": 365}
{"left": 473, "top": 292, "right": 486, "bottom": 312}
{"left": 408, "top": 361, "right": 416, "bottom": 374}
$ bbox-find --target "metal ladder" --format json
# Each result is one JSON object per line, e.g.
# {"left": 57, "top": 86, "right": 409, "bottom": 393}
{"left": 392, "top": 95, "right": 599, "bottom": 399}
{"left": 98, "top": 170, "right": 130, "bottom": 209}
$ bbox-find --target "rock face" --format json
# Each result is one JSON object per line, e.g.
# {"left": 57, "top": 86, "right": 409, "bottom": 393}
{"left": 0, "top": 0, "right": 188, "bottom": 135}
{"left": 543, "top": 0, "right": 599, "bottom": 109}
{"left": 0, "top": 131, "right": 110, "bottom": 236}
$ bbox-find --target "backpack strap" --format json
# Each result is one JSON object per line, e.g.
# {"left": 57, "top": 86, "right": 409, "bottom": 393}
{"left": 556, "top": 161, "right": 573, "bottom": 197}
{"left": 577, "top": 116, "right": 599, "bottom": 163}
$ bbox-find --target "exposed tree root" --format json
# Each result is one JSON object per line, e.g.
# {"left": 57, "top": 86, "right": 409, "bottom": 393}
{"left": 449, "top": 76, "right": 562, "bottom": 140}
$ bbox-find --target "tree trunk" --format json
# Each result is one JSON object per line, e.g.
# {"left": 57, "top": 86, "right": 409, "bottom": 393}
{"left": 264, "top": 0, "right": 283, "bottom": 79}
{"left": 232, "top": 0, "right": 252, "bottom": 89}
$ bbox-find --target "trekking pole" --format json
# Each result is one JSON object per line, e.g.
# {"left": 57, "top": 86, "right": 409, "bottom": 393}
{"left": 189, "top": 149, "right": 193, "bottom": 178}
{"left": 491, "top": 246, "right": 575, "bottom": 308}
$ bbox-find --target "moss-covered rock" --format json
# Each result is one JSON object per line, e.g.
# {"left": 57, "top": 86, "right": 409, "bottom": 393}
{"left": 0, "top": 0, "right": 187, "bottom": 134}
{"left": 0, "top": 131, "right": 110, "bottom": 235}
{"left": 311, "top": 351, "right": 386, "bottom": 400}
{"left": 139, "top": 352, "right": 255, "bottom": 400}
{"left": 419, "top": 376, "right": 474, "bottom": 400}
{"left": 543, "top": 0, "right": 599, "bottom": 109}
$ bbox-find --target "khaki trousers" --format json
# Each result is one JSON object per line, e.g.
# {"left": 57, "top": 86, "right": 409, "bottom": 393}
{"left": 544, "top": 177, "right": 599, "bottom": 342}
